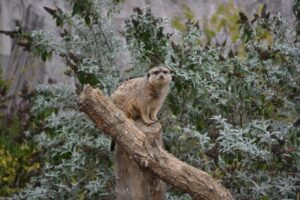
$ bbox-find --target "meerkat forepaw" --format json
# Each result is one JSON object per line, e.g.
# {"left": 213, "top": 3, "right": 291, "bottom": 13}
{"left": 143, "top": 119, "right": 156, "bottom": 126}
{"left": 147, "top": 121, "right": 156, "bottom": 126}
{"left": 150, "top": 115, "right": 158, "bottom": 121}
{"left": 152, "top": 118, "right": 159, "bottom": 122}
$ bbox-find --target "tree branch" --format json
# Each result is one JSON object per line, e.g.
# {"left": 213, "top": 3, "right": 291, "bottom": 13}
{"left": 78, "top": 84, "right": 234, "bottom": 200}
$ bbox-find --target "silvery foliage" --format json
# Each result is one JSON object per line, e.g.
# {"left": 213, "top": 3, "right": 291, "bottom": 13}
{"left": 15, "top": 0, "right": 124, "bottom": 199}
{"left": 16, "top": 83, "right": 114, "bottom": 200}
{"left": 30, "top": 0, "right": 124, "bottom": 94}
{"left": 31, "top": 84, "right": 77, "bottom": 113}
{"left": 124, "top": 9, "right": 300, "bottom": 200}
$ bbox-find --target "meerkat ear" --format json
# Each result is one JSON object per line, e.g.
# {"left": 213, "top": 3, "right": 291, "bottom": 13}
{"left": 147, "top": 72, "right": 150, "bottom": 79}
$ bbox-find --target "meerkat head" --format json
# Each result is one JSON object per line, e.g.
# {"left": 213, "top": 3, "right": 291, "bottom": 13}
{"left": 147, "top": 66, "right": 172, "bottom": 87}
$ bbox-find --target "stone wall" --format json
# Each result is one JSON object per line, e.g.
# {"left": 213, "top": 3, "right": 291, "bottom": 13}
{"left": 0, "top": 0, "right": 71, "bottom": 106}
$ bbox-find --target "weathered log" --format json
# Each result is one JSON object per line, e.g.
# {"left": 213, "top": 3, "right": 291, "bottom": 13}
{"left": 78, "top": 84, "right": 234, "bottom": 200}
{"left": 114, "top": 121, "right": 165, "bottom": 200}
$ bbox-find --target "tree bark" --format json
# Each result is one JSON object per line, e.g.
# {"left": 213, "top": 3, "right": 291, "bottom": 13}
{"left": 115, "top": 121, "right": 165, "bottom": 200}
{"left": 78, "top": 84, "right": 234, "bottom": 200}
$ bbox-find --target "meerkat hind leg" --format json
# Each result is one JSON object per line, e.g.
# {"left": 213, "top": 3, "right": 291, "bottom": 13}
{"left": 150, "top": 109, "right": 159, "bottom": 121}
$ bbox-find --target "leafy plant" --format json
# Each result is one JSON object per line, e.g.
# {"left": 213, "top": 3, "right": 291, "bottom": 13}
{"left": 124, "top": 6, "right": 172, "bottom": 69}
{"left": 294, "top": 0, "right": 300, "bottom": 42}
{"left": 2, "top": 0, "right": 123, "bottom": 199}
{"left": 125, "top": 5, "right": 300, "bottom": 200}
{"left": 1, "top": 1, "right": 299, "bottom": 199}
{"left": 0, "top": 69, "right": 39, "bottom": 196}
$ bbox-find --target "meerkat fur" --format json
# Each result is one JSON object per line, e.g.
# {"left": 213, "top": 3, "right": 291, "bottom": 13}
{"left": 111, "top": 66, "right": 172, "bottom": 125}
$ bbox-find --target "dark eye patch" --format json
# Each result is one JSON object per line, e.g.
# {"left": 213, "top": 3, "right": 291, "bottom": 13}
{"left": 162, "top": 70, "right": 169, "bottom": 74}
{"left": 152, "top": 71, "right": 160, "bottom": 75}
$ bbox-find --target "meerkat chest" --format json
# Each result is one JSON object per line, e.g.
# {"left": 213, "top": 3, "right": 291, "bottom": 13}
{"left": 146, "top": 88, "right": 166, "bottom": 106}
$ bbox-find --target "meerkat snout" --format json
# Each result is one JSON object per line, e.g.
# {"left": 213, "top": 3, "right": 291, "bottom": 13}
{"left": 148, "top": 66, "right": 172, "bottom": 87}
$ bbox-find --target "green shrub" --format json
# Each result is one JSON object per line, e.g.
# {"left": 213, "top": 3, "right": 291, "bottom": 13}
{"left": 2, "top": 1, "right": 299, "bottom": 199}
{"left": 0, "top": 69, "right": 40, "bottom": 196}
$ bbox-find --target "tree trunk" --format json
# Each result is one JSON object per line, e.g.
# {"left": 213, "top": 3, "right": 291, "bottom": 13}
{"left": 115, "top": 121, "right": 165, "bottom": 200}
{"left": 78, "top": 84, "right": 234, "bottom": 200}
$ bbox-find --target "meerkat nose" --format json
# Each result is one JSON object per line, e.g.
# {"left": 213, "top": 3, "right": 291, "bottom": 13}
{"left": 159, "top": 75, "right": 164, "bottom": 79}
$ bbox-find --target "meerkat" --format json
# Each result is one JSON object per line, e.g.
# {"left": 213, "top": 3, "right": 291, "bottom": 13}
{"left": 110, "top": 66, "right": 172, "bottom": 151}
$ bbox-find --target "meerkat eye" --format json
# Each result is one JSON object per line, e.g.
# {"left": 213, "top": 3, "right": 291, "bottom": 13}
{"left": 162, "top": 70, "right": 169, "bottom": 74}
{"left": 153, "top": 71, "right": 159, "bottom": 75}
